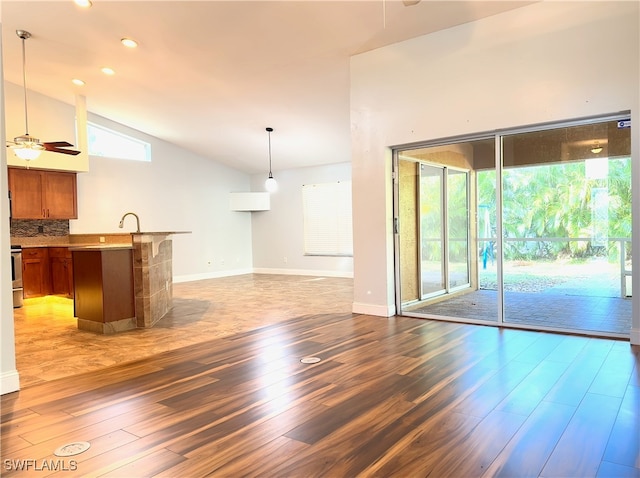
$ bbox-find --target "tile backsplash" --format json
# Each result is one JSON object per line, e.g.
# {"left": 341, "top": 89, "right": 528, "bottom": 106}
{"left": 10, "top": 219, "right": 69, "bottom": 237}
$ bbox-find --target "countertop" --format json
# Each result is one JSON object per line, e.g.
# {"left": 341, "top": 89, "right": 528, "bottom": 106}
{"left": 22, "top": 242, "right": 132, "bottom": 249}
{"left": 12, "top": 233, "right": 132, "bottom": 248}
{"left": 68, "top": 244, "right": 134, "bottom": 251}
{"left": 131, "top": 231, "right": 191, "bottom": 236}
{"left": 12, "top": 231, "right": 189, "bottom": 249}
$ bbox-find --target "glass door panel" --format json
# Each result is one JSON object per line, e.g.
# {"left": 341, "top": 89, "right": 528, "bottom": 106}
{"left": 420, "top": 164, "right": 445, "bottom": 297}
{"left": 398, "top": 159, "right": 420, "bottom": 304}
{"left": 501, "top": 119, "right": 632, "bottom": 334}
{"left": 447, "top": 169, "right": 470, "bottom": 290}
{"left": 396, "top": 138, "right": 492, "bottom": 322}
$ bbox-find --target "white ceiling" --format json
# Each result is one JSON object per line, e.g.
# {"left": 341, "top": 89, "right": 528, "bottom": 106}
{"left": 1, "top": 1, "right": 533, "bottom": 174}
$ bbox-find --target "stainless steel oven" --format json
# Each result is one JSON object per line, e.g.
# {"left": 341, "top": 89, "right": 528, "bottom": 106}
{"left": 11, "top": 245, "right": 23, "bottom": 308}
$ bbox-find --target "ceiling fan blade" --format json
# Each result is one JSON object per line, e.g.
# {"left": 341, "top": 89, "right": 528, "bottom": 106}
{"left": 45, "top": 147, "right": 81, "bottom": 156}
{"left": 43, "top": 142, "right": 81, "bottom": 155}
{"left": 43, "top": 141, "right": 74, "bottom": 147}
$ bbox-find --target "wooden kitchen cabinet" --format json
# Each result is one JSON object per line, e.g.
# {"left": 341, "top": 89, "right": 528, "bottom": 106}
{"left": 49, "top": 247, "right": 74, "bottom": 298}
{"left": 22, "top": 247, "right": 50, "bottom": 298}
{"left": 8, "top": 167, "right": 78, "bottom": 219}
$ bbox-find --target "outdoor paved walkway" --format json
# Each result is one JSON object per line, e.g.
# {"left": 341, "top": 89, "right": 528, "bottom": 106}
{"left": 407, "top": 289, "right": 631, "bottom": 336}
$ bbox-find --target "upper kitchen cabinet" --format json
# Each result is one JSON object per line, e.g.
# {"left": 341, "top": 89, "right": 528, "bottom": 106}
{"left": 9, "top": 167, "right": 78, "bottom": 219}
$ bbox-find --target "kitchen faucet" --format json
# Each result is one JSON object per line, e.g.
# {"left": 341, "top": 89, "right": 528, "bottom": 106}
{"left": 119, "top": 212, "right": 141, "bottom": 233}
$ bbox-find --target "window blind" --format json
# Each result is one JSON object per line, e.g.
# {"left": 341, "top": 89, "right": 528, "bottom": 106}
{"left": 302, "top": 181, "right": 353, "bottom": 256}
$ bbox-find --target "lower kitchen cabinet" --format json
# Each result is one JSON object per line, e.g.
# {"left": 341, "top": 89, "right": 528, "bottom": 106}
{"left": 22, "top": 247, "right": 74, "bottom": 299}
{"left": 49, "top": 247, "right": 74, "bottom": 298}
{"left": 22, "top": 248, "right": 50, "bottom": 298}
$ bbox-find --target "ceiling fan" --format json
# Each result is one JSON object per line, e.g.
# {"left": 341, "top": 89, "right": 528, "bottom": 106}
{"left": 6, "top": 30, "right": 80, "bottom": 160}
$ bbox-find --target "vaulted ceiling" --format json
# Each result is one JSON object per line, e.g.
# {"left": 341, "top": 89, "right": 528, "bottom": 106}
{"left": 1, "top": 1, "right": 534, "bottom": 173}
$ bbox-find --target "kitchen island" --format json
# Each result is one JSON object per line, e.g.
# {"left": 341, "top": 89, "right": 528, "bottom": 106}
{"left": 71, "top": 245, "right": 136, "bottom": 334}
{"left": 70, "top": 231, "right": 190, "bottom": 333}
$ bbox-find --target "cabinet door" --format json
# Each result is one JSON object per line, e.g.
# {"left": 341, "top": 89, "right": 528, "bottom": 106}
{"left": 43, "top": 171, "right": 78, "bottom": 219}
{"left": 8, "top": 168, "right": 44, "bottom": 219}
{"left": 22, "top": 248, "right": 50, "bottom": 298}
{"left": 49, "top": 248, "right": 74, "bottom": 297}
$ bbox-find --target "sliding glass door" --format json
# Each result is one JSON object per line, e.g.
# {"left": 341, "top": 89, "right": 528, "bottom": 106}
{"left": 395, "top": 115, "right": 632, "bottom": 337}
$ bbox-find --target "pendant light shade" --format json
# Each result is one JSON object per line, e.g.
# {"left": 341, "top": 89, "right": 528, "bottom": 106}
{"left": 264, "top": 127, "right": 278, "bottom": 192}
{"left": 265, "top": 173, "right": 277, "bottom": 193}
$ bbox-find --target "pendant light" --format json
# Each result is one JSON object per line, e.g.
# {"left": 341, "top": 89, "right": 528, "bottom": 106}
{"left": 264, "top": 127, "right": 278, "bottom": 192}
{"left": 13, "top": 30, "right": 42, "bottom": 161}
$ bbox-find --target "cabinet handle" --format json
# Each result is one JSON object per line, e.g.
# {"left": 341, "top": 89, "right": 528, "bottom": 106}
{"left": 42, "top": 209, "right": 46, "bottom": 218}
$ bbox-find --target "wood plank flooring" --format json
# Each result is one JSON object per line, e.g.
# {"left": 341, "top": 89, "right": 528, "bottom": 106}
{"left": 2, "top": 311, "right": 639, "bottom": 477}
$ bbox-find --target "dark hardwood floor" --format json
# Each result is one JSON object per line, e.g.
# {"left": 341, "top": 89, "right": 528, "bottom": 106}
{"left": 2, "top": 312, "right": 639, "bottom": 477}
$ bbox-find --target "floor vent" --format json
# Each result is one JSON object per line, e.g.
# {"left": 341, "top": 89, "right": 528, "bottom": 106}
{"left": 54, "top": 441, "right": 91, "bottom": 457}
{"left": 300, "top": 357, "right": 322, "bottom": 364}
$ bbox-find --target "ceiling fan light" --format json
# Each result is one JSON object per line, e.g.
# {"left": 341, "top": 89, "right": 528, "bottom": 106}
{"left": 13, "top": 146, "right": 42, "bottom": 161}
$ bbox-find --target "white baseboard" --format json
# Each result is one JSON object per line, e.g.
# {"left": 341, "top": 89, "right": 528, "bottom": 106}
{"left": 352, "top": 301, "right": 396, "bottom": 317}
{"left": 174, "top": 268, "right": 353, "bottom": 283}
{"left": 173, "top": 268, "right": 254, "bottom": 283}
{"left": 252, "top": 268, "right": 353, "bottom": 278}
{"left": 631, "top": 327, "right": 640, "bottom": 345}
{"left": 1, "top": 370, "right": 20, "bottom": 395}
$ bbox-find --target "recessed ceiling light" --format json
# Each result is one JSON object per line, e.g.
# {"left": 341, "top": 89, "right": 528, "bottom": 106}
{"left": 121, "top": 38, "right": 138, "bottom": 48}
{"left": 74, "top": 0, "right": 92, "bottom": 8}
{"left": 72, "top": 78, "right": 85, "bottom": 86}
{"left": 101, "top": 67, "right": 115, "bottom": 75}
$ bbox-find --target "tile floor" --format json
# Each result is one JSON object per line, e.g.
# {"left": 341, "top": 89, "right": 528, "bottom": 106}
{"left": 12, "top": 274, "right": 354, "bottom": 387}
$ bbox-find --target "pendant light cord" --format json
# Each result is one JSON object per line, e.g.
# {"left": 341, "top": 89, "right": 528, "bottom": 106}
{"left": 20, "top": 34, "right": 30, "bottom": 135}
{"left": 267, "top": 127, "right": 273, "bottom": 177}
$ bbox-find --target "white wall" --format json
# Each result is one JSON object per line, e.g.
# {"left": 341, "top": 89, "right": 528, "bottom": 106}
{"left": 350, "top": 0, "right": 640, "bottom": 339}
{"left": 74, "top": 113, "right": 254, "bottom": 281}
{"left": 1, "top": 24, "right": 21, "bottom": 395}
{"left": 250, "top": 161, "right": 353, "bottom": 277}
